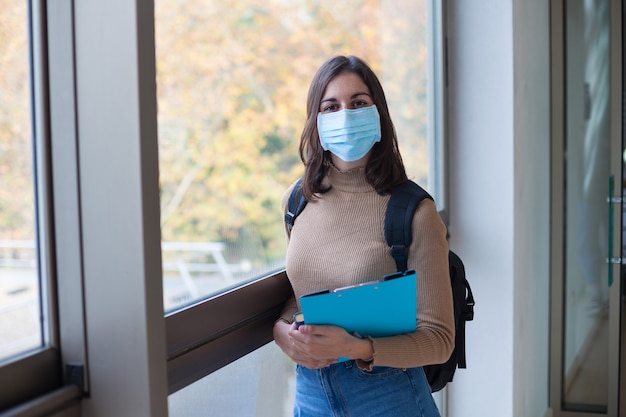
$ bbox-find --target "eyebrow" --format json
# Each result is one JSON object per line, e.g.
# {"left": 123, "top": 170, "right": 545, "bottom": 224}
{"left": 320, "top": 92, "right": 372, "bottom": 104}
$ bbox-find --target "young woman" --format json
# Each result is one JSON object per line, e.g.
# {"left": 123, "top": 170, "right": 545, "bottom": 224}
{"left": 273, "top": 55, "right": 454, "bottom": 417}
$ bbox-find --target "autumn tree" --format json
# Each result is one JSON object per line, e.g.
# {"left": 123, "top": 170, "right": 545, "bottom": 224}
{"left": 0, "top": 0, "right": 430, "bottom": 273}
{"left": 155, "top": 0, "right": 428, "bottom": 270}
{"left": 0, "top": 1, "right": 34, "bottom": 244}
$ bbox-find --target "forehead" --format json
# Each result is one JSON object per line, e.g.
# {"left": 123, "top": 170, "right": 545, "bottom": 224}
{"left": 322, "top": 72, "right": 370, "bottom": 99}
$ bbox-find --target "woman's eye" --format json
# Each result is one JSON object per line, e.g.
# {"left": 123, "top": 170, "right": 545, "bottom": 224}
{"left": 355, "top": 100, "right": 369, "bottom": 107}
{"left": 321, "top": 104, "right": 339, "bottom": 113}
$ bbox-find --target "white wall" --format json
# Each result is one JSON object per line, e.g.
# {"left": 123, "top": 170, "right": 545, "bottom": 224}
{"left": 446, "top": 1, "right": 551, "bottom": 416}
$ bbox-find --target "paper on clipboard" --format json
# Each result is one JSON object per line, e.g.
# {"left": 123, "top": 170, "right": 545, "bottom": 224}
{"left": 298, "top": 269, "right": 417, "bottom": 338}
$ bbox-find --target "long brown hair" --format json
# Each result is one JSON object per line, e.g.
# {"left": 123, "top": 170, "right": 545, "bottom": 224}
{"left": 299, "top": 55, "right": 408, "bottom": 200}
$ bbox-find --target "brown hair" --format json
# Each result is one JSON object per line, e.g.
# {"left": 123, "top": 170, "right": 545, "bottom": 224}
{"left": 299, "top": 55, "right": 408, "bottom": 200}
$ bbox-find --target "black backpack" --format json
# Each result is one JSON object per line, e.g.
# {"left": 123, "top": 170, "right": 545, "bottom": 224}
{"left": 284, "top": 178, "right": 475, "bottom": 393}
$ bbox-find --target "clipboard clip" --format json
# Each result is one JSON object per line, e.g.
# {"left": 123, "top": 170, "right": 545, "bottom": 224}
{"left": 383, "top": 269, "right": 416, "bottom": 281}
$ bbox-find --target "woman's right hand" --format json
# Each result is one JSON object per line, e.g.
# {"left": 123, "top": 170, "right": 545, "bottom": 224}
{"left": 273, "top": 320, "right": 336, "bottom": 369}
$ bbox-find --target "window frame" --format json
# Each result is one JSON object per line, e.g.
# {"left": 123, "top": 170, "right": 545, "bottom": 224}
{"left": 0, "top": 0, "right": 67, "bottom": 411}
{"left": 428, "top": 0, "right": 450, "bottom": 222}
{"left": 2, "top": 0, "right": 168, "bottom": 415}
{"left": 166, "top": 270, "right": 292, "bottom": 394}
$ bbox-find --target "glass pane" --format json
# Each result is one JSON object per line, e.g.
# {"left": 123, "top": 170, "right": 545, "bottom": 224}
{"left": 168, "top": 343, "right": 294, "bottom": 417}
{"left": 155, "top": 0, "right": 434, "bottom": 312}
{"left": 0, "top": 2, "right": 41, "bottom": 361}
{"left": 563, "top": 0, "right": 611, "bottom": 411}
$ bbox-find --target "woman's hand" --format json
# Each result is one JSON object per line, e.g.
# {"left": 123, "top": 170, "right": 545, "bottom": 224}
{"left": 273, "top": 320, "right": 373, "bottom": 369}
{"left": 274, "top": 320, "right": 335, "bottom": 368}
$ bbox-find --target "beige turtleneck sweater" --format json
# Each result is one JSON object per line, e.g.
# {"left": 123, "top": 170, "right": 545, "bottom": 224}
{"left": 279, "top": 166, "right": 455, "bottom": 369}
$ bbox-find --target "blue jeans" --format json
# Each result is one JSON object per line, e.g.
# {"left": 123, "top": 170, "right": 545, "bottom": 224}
{"left": 294, "top": 361, "right": 441, "bottom": 417}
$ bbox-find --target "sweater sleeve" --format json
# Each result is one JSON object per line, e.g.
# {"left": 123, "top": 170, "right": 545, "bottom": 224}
{"left": 357, "top": 199, "right": 455, "bottom": 370}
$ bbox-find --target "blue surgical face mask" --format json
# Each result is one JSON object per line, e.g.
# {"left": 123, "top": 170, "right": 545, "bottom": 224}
{"left": 317, "top": 105, "right": 382, "bottom": 162}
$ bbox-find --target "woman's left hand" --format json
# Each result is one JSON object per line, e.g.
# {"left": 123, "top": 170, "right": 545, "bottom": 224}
{"left": 289, "top": 324, "right": 373, "bottom": 365}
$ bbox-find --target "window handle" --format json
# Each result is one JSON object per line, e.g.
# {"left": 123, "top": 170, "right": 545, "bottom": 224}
{"left": 605, "top": 175, "right": 622, "bottom": 287}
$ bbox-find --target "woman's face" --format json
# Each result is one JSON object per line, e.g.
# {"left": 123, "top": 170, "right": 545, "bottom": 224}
{"left": 319, "top": 72, "right": 376, "bottom": 170}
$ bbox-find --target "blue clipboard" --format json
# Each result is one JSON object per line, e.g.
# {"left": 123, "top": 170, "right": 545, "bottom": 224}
{"left": 298, "top": 269, "right": 417, "bottom": 338}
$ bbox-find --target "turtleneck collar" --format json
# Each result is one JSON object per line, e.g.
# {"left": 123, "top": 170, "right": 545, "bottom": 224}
{"left": 325, "top": 164, "right": 374, "bottom": 193}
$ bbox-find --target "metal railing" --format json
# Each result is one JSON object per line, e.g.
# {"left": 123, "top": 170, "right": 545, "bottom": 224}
{"left": 0, "top": 240, "right": 259, "bottom": 348}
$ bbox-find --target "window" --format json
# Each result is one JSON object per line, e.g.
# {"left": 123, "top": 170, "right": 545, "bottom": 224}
{"left": 158, "top": 0, "right": 448, "bottom": 414}
{"left": 156, "top": 0, "right": 446, "bottom": 313}
{"left": 0, "top": 0, "right": 40, "bottom": 363}
{"left": 0, "top": 1, "right": 71, "bottom": 413}
{"left": 0, "top": 0, "right": 447, "bottom": 414}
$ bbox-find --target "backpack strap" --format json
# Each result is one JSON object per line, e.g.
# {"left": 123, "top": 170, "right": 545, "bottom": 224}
{"left": 384, "top": 181, "right": 433, "bottom": 271}
{"left": 284, "top": 178, "right": 307, "bottom": 231}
